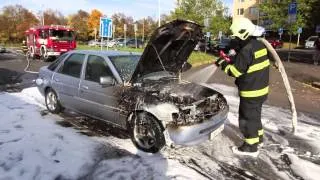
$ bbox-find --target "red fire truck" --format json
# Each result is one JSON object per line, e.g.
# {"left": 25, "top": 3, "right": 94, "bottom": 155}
{"left": 25, "top": 25, "right": 76, "bottom": 61}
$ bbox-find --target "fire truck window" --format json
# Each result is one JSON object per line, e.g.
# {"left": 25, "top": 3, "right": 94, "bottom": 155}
{"left": 40, "top": 30, "right": 48, "bottom": 39}
{"left": 48, "top": 53, "right": 68, "bottom": 71}
{"left": 58, "top": 53, "right": 85, "bottom": 78}
{"left": 85, "top": 55, "right": 113, "bottom": 83}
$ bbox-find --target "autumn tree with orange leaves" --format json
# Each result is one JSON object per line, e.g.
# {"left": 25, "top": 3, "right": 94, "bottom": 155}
{"left": 87, "top": 9, "right": 103, "bottom": 39}
{"left": 0, "top": 5, "right": 39, "bottom": 42}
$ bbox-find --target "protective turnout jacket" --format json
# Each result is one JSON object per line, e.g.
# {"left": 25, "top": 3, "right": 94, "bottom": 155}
{"left": 216, "top": 38, "right": 270, "bottom": 99}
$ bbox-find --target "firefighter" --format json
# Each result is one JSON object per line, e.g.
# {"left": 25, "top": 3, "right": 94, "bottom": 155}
{"left": 215, "top": 17, "right": 269, "bottom": 157}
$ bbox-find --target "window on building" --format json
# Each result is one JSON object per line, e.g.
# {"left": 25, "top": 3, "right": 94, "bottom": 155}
{"left": 237, "top": 8, "right": 244, "bottom": 15}
{"left": 249, "top": 7, "right": 258, "bottom": 16}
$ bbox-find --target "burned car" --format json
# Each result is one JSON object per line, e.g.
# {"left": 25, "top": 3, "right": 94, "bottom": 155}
{"left": 36, "top": 20, "right": 228, "bottom": 153}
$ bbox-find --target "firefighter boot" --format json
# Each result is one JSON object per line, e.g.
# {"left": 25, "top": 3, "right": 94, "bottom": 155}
{"left": 232, "top": 142, "right": 259, "bottom": 157}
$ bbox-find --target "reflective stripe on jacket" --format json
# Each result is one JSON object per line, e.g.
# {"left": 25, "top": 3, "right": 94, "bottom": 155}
{"left": 219, "top": 38, "right": 270, "bottom": 98}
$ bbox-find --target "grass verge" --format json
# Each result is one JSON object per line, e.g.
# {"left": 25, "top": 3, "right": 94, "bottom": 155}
{"left": 77, "top": 45, "right": 215, "bottom": 67}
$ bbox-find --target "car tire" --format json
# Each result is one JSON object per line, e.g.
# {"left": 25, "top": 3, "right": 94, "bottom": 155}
{"left": 128, "top": 113, "right": 165, "bottom": 153}
{"left": 45, "top": 89, "right": 63, "bottom": 114}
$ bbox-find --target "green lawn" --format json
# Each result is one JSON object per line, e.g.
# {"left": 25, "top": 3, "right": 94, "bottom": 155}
{"left": 77, "top": 45, "right": 215, "bottom": 66}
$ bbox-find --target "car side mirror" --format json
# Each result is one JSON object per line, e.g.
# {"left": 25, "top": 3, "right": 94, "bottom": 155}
{"left": 100, "top": 76, "right": 115, "bottom": 87}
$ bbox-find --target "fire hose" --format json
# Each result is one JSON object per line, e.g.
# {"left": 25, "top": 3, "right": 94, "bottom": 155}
{"left": 24, "top": 51, "right": 39, "bottom": 74}
{"left": 258, "top": 38, "right": 297, "bottom": 134}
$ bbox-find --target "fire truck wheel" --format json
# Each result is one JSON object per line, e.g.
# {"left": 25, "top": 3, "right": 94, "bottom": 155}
{"left": 29, "top": 48, "right": 35, "bottom": 60}
{"left": 40, "top": 48, "right": 49, "bottom": 62}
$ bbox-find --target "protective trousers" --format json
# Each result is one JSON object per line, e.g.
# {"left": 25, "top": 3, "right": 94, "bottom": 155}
{"left": 239, "top": 97, "right": 264, "bottom": 145}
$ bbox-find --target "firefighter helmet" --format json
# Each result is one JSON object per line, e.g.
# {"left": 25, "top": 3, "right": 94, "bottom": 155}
{"left": 230, "top": 17, "right": 256, "bottom": 40}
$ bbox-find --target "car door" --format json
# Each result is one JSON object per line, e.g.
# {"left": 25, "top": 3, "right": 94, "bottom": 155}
{"left": 51, "top": 53, "right": 85, "bottom": 110}
{"left": 78, "top": 54, "right": 121, "bottom": 126}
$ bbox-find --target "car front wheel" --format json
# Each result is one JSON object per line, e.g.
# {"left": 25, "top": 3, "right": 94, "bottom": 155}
{"left": 45, "top": 89, "right": 62, "bottom": 114}
{"left": 128, "top": 113, "right": 165, "bottom": 153}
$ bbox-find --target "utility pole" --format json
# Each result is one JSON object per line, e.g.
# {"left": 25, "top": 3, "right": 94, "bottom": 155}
{"left": 41, "top": 4, "right": 45, "bottom": 25}
{"left": 158, "top": 0, "right": 161, "bottom": 27}
{"left": 142, "top": 18, "right": 145, "bottom": 43}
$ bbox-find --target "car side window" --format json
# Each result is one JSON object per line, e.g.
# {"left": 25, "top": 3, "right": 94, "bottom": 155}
{"left": 58, "top": 53, "right": 85, "bottom": 78}
{"left": 85, "top": 55, "right": 114, "bottom": 83}
{"left": 47, "top": 53, "right": 68, "bottom": 71}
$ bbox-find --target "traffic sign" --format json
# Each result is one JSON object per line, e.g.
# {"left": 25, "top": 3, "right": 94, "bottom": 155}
{"left": 99, "top": 17, "right": 112, "bottom": 38}
{"left": 288, "top": 2, "right": 297, "bottom": 23}
{"left": 278, "top": 28, "right": 283, "bottom": 35}
{"left": 297, "top": 27, "right": 302, "bottom": 34}
{"left": 288, "top": 2, "right": 297, "bottom": 15}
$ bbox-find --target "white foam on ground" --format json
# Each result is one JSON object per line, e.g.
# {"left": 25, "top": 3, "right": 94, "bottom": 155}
{"left": 0, "top": 87, "right": 206, "bottom": 179}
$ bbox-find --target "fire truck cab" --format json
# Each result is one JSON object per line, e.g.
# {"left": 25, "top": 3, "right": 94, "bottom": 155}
{"left": 25, "top": 25, "right": 76, "bottom": 61}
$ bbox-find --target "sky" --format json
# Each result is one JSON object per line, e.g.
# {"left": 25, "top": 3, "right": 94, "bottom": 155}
{"left": 0, "top": 0, "right": 233, "bottom": 20}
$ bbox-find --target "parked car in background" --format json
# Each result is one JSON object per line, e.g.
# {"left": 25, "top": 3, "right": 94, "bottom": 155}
{"left": 107, "top": 38, "right": 122, "bottom": 48}
{"left": 116, "top": 38, "right": 126, "bottom": 47}
{"left": 35, "top": 20, "right": 228, "bottom": 153}
{"left": 0, "top": 46, "right": 6, "bottom": 53}
{"left": 126, "top": 39, "right": 144, "bottom": 48}
{"left": 194, "top": 38, "right": 210, "bottom": 52}
{"left": 267, "top": 38, "right": 283, "bottom": 49}
{"left": 88, "top": 40, "right": 100, "bottom": 47}
{"left": 305, "top": 36, "right": 319, "bottom": 49}
{"left": 213, "top": 37, "right": 231, "bottom": 53}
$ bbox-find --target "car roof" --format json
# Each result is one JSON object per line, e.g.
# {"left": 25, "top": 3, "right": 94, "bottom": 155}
{"left": 68, "top": 50, "right": 141, "bottom": 57}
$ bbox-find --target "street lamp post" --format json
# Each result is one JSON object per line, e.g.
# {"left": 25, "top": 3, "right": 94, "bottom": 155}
{"left": 158, "top": 0, "right": 161, "bottom": 27}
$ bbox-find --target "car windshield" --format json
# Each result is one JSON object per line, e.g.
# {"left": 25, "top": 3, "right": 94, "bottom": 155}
{"left": 49, "top": 30, "right": 74, "bottom": 41}
{"left": 308, "top": 37, "right": 318, "bottom": 41}
{"left": 109, "top": 55, "right": 140, "bottom": 82}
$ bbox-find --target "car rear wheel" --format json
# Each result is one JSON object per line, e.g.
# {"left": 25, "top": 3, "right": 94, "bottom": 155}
{"left": 128, "top": 113, "right": 165, "bottom": 153}
{"left": 45, "top": 89, "right": 62, "bottom": 114}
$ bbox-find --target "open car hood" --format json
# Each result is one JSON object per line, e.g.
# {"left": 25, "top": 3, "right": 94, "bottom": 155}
{"left": 130, "top": 20, "right": 202, "bottom": 83}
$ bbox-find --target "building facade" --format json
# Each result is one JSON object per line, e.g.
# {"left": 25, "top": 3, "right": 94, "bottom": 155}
{"left": 233, "top": 0, "right": 259, "bottom": 24}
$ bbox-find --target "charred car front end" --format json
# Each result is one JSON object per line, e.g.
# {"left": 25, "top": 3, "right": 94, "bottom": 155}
{"left": 120, "top": 77, "right": 228, "bottom": 146}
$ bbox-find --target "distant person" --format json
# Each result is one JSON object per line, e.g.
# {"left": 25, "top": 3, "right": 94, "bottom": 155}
{"left": 313, "top": 37, "right": 320, "bottom": 65}
{"left": 215, "top": 17, "right": 269, "bottom": 157}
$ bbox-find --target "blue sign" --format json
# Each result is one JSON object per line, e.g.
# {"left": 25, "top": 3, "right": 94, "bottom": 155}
{"left": 297, "top": 27, "right": 302, "bottom": 34}
{"left": 288, "top": 2, "right": 297, "bottom": 15}
{"left": 278, "top": 28, "right": 283, "bottom": 35}
{"left": 100, "top": 17, "right": 112, "bottom": 38}
{"left": 288, "top": 2, "right": 297, "bottom": 23}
